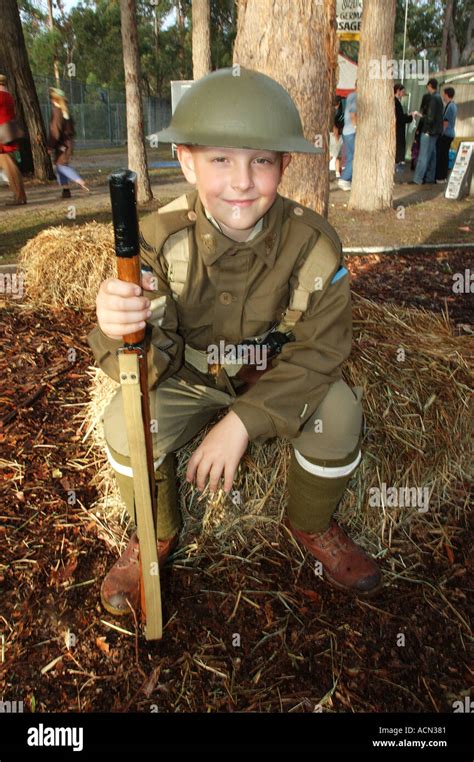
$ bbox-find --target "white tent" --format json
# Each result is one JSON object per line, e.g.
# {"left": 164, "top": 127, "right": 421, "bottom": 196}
{"left": 337, "top": 54, "right": 358, "bottom": 97}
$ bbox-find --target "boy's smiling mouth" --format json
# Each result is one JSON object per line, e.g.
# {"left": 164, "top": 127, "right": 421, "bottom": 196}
{"left": 223, "top": 199, "right": 258, "bottom": 206}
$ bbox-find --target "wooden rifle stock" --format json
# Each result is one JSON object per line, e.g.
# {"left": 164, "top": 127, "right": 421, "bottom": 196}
{"left": 109, "top": 169, "right": 162, "bottom": 640}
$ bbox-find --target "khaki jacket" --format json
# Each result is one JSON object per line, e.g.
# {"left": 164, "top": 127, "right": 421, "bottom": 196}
{"left": 87, "top": 189, "right": 352, "bottom": 442}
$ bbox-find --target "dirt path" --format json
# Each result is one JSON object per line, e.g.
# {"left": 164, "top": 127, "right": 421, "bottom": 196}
{"left": 0, "top": 174, "right": 189, "bottom": 216}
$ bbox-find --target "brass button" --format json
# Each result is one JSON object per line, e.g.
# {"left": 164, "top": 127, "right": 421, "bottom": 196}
{"left": 201, "top": 233, "right": 217, "bottom": 254}
{"left": 219, "top": 291, "right": 233, "bottom": 305}
{"left": 293, "top": 206, "right": 304, "bottom": 216}
{"left": 264, "top": 233, "right": 276, "bottom": 249}
{"left": 187, "top": 210, "right": 197, "bottom": 222}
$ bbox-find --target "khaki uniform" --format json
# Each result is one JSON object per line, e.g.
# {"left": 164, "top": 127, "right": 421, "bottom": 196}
{"left": 87, "top": 190, "right": 363, "bottom": 539}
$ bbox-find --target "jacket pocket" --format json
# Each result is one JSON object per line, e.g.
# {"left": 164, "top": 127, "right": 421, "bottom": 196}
{"left": 176, "top": 301, "right": 214, "bottom": 338}
{"left": 243, "top": 284, "right": 289, "bottom": 320}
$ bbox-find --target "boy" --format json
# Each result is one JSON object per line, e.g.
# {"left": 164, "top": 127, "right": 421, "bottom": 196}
{"left": 88, "top": 67, "right": 381, "bottom": 617}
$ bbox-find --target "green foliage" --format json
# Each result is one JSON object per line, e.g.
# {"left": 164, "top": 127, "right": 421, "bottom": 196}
{"left": 29, "top": 27, "right": 63, "bottom": 76}
{"left": 18, "top": 0, "right": 237, "bottom": 100}
{"left": 210, "top": 0, "right": 236, "bottom": 69}
{"left": 392, "top": 0, "right": 443, "bottom": 73}
{"left": 394, "top": 0, "right": 473, "bottom": 66}
{"left": 337, "top": 1, "right": 473, "bottom": 73}
{"left": 69, "top": 1, "right": 124, "bottom": 90}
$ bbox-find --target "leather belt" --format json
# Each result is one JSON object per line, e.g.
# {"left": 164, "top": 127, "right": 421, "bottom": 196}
{"left": 185, "top": 344, "right": 244, "bottom": 377}
{"left": 184, "top": 323, "right": 279, "bottom": 378}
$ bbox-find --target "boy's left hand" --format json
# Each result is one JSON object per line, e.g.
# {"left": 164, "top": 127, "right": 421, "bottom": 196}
{"left": 186, "top": 410, "right": 249, "bottom": 494}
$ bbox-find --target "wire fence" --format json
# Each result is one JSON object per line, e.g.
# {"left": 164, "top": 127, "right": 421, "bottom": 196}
{"left": 35, "top": 76, "right": 172, "bottom": 148}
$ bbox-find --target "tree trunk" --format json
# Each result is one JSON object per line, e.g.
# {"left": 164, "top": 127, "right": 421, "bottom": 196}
{"left": 154, "top": 7, "right": 161, "bottom": 96}
{"left": 447, "top": 9, "right": 460, "bottom": 68}
{"left": 440, "top": 0, "right": 454, "bottom": 71}
{"left": 233, "top": 0, "right": 338, "bottom": 217}
{"left": 176, "top": 1, "right": 186, "bottom": 80}
{"left": 119, "top": 0, "right": 152, "bottom": 203}
{"left": 192, "top": 0, "right": 211, "bottom": 80}
{"left": 348, "top": 0, "right": 396, "bottom": 212}
{"left": 47, "top": 0, "right": 61, "bottom": 85}
{"left": 1, "top": 0, "right": 54, "bottom": 181}
{"left": 460, "top": 9, "right": 474, "bottom": 65}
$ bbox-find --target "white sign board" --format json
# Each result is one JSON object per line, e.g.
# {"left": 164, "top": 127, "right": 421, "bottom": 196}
{"left": 445, "top": 142, "right": 474, "bottom": 200}
{"left": 170, "top": 80, "right": 194, "bottom": 114}
{"left": 170, "top": 80, "right": 194, "bottom": 156}
{"left": 337, "top": 0, "right": 363, "bottom": 39}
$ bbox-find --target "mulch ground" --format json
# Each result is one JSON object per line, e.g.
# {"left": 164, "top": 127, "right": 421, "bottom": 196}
{"left": 0, "top": 248, "right": 471, "bottom": 712}
{"left": 346, "top": 249, "right": 473, "bottom": 329}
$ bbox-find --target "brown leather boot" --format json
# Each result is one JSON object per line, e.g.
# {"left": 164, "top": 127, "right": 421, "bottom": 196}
{"left": 285, "top": 518, "right": 381, "bottom": 595}
{"left": 100, "top": 531, "right": 178, "bottom": 616}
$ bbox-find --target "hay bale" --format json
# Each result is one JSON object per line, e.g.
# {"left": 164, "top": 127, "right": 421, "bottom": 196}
{"left": 79, "top": 295, "right": 472, "bottom": 564}
{"left": 18, "top": 223, "right": 116, "bottom": 310}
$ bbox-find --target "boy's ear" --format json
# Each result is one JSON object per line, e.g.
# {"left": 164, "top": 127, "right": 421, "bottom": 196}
{"left": 176, "top": 145, "right": 197, "bottom": 185}
{"left": 281, "top": 152, "right": 292, "bottom": 175}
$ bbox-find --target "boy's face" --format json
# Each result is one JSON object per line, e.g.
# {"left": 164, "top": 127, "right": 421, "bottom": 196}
{"left": 177, "top": 145, "right": 292, "bottom": 242}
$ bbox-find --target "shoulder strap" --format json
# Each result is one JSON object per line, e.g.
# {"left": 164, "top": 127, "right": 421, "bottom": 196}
{"left": 160, "top": 193, "right": 193, "bottom": 299}
{"left": 275, "top": 204, "right": 342, "bottom": 334}
{"left": 138, "top": 192, "right": 197, "bottom": 295}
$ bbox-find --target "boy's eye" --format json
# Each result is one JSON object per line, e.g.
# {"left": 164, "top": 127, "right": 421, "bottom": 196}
{"left": 211, "top": 156, "right": 274, "bottom": 165}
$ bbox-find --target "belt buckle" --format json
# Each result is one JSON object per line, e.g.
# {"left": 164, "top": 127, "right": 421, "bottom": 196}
{"left": 208, "top": 362, "right": 222, "bottom": 378}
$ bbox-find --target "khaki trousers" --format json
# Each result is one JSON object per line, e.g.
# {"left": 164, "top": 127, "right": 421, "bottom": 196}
{"left": 101, "top": 362, "right": 364, "bottom": 539}
{"left": 0, "top": 153, "right": 26, "bottom": 202}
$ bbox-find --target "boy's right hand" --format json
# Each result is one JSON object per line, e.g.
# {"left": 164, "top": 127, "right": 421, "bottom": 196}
{"left": 96, "top": 272, "right": 155, "bottom": 340}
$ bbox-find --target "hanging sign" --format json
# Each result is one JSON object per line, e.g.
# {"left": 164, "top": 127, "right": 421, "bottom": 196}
{"left": 337, "top": 0, "right": 363, "bottom": 41}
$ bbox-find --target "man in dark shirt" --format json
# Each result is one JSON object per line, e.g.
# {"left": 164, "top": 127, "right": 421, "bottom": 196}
{"left": 394, "top": 83, "right": 413, "bottom": 167}
{"left": 411, "top": 78, "right": 444, "bottom": 185}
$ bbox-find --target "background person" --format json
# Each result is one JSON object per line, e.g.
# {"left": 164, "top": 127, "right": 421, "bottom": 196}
{"left": 0, "top": 73, "right": 26, "bottom": 206}
{"left": 394, "top": 83, "right": 415, "bottom": 172}
{"left": 331, "top": 94, "right": 345, "bottom": 178}
{"left": 436, "top": 86, "right": 457, "bottom": 183}
{"left": 47, "top": 87, "right": 89, "bottom": 198}
{"left": 338, "top": 82, "right": 357, "bottom": 191}
{"left": 410, "top": 78, "right": 443, "bottom": 185}
{"left": 410, "top": 92, "right": 430, "bottom": 171}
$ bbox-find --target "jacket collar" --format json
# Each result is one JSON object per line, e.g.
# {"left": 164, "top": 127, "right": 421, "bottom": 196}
{"left": 203, "top": 206, "right": 264, "bottom": 240}
{"left": 193, "top": 192, "right": 284, "bottom": 268}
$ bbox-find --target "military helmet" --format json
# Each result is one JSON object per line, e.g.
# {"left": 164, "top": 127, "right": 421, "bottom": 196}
{"left": 156, "top": 67, "right": 321, "bottom": 154}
